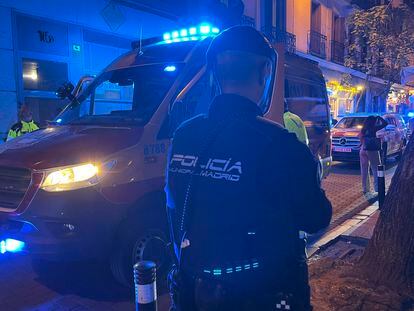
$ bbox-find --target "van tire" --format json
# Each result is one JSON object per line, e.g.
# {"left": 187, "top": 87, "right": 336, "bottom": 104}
{"left": 110, "top": 198, "right": 170, "bottom": 287}
{"left": 110, "top": 228, "right": 169, "bottom": 287}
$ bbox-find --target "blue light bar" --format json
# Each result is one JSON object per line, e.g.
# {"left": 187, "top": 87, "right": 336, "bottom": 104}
{"left": 0, "top": 239, "right": 25, "bottom": 254}
{"left": 200, "top": 25, "right": 211, "bottom": 34}
{"left": 161, "top": 23, "right": 220, "bottom": 45}
{"left": 164, "top": 65, "right": 177, "bottom": 72}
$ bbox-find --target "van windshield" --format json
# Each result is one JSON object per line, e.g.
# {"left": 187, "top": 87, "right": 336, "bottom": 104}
{"left": 55, "top": 63, "right": 182, "bottom": 126}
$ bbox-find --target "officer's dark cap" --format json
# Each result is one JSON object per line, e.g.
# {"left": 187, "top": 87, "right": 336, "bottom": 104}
{"left": 207, "top": 26, "right": 277, "bottom": 66}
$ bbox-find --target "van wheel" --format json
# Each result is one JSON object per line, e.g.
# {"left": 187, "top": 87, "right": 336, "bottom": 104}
{"left": 110, "top": 223, "right": 169, "bottom": 287}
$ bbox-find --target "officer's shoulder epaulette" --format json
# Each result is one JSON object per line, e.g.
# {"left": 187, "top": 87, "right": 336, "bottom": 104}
{"left": 10, "top": 122, "right": 23, "bottom": 132}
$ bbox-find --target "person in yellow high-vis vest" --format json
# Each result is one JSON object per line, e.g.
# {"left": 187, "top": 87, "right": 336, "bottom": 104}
{"left": 7, "top": 105, "right": 39, "bottom": 141}
{"left": 283, "top": 102, "right": 309, "bottom": 146}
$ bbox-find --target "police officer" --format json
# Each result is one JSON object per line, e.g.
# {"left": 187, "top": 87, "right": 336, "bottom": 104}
{"left": 165, "top": 26, "right": 332, "bottom": 310}
{"left": 7, "top": 104, "right": 39, "bottom": 141}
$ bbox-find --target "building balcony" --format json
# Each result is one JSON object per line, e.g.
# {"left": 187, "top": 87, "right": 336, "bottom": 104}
{"left": 331, "top": 40, "right": 345, "bottom": 64}
{"left": 308, "top": 30, "right": 327, "bottom": 59}
{"left": 262, "top": 27, "right": 296, "bottom": 54}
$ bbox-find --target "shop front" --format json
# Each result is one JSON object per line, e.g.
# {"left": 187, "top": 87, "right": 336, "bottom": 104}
{"left": 326, "top": 79, "right": 364, "bottom": 118}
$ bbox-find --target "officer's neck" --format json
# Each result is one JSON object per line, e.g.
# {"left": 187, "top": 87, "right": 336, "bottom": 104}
{"left": 220, "top": 86, "right": 261, "bottom": 105}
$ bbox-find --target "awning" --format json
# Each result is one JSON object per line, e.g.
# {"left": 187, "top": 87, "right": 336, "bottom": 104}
{"left": 401, "top": 66, "right": 414, "bottom": 87}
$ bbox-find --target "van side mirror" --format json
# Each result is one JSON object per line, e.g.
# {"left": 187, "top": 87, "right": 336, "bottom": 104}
{"left": 56, "top": 82, "right": 75, "bottom": 100}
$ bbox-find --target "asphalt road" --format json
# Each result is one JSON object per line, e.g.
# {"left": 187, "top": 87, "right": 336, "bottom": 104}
{"left": 0, "top": 159, "right": 399, "bottom": 311}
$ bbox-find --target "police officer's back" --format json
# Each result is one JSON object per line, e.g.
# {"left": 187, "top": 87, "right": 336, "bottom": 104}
{"left": 165, "top": 26, "right": 332, "bottom": 310}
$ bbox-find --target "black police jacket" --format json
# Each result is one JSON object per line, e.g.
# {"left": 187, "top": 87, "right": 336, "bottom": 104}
{"left": 165, "top": 94, "right": 332, "bottom": 281}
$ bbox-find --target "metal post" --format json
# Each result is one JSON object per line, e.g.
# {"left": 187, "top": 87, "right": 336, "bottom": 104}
{"left": 134, "top": 261, "right": 157, "bottom": 311}
{"left": 378, "top": 165, "right": 385, "bottom": 210}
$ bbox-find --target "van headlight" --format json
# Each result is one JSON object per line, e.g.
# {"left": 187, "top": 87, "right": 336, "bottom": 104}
{"left": 41, "top": 163, "right": 100, "bottom": 192}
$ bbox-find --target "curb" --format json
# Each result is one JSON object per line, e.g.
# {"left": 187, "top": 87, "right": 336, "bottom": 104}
{"left": 307, "top": 194, "right": 377, "bottom": 247}
{"left": 307, "top": 202, "right": 379, "bottom": 257}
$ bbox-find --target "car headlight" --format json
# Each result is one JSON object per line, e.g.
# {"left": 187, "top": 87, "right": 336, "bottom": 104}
{"left": 41, "top": 163, "right": 100, "bottom": 192}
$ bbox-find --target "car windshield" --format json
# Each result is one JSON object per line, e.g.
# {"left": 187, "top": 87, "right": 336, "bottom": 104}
{"left": 55, "top": 63, "right": 182, "bottom": 126}
{"left": 335, "top": 117, "right": 366, "bottom": 130}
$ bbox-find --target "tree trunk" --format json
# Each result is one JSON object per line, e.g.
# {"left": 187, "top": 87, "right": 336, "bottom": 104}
{"left": 360, "top": 134, "right": 414, "bottom": 293}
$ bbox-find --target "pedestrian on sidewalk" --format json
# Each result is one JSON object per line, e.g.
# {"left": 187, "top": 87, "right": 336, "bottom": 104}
{"left": 359, "top": 115, "right": 387, "bottom": 194}
{"left": 165, "top": 26, "right": 332, "bottom": 311}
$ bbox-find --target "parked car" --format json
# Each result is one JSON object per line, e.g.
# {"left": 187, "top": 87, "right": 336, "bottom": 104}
{"left": 331, "top": 113, "right": 407, "bottom": 163}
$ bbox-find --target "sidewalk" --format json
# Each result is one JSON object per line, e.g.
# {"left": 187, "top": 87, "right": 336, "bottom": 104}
{"left": 308, "top": 202, "right": 380, "bottom": 257}
{"left": 321, "top": 162, "right": 396, "bottom": 230}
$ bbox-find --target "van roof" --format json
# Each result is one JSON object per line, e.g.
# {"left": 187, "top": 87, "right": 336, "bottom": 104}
{"left": 105, "top": 41, "right": 200, "bottom": 72}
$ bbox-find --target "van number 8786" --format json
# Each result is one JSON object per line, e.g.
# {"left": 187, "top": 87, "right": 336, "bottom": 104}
{"left": 144, "top": 144, "right": 167, "bottom": 156}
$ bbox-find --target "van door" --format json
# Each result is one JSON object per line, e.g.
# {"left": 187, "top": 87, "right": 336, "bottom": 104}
{"left": 285, "top": 78, "right": 331, "bottom": 161}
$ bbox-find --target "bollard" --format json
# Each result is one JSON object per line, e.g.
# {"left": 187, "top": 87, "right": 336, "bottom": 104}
{"left": 134, "top": 261, "right": 158, "bottom": 311}
{"left": 377, "top": 165, "right": 385, "bottom": 210}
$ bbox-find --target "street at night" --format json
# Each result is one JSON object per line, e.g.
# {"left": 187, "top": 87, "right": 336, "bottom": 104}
{"left": 0, "top": 161, "right": 398, "bottom": 310}
{"left": 1, "top": 0, "right": 414, "bottom": 310}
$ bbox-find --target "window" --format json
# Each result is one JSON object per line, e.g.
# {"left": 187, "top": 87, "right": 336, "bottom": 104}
{"left": 285, "top": 78, "right": 330, "bottom": 130}
{"left": 335, "top": 117, "right": 366, "bottom": 129}
{"left": 311, "top": 2, "right": 321, "bottom": 32}
{"left": 23, "top": 58, "right": 68, "bottom": 92}
{"left": 57, "top": 63, "right": 181, "bottom": 126}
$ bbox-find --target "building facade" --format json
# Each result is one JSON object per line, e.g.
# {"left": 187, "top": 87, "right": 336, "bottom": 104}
{"left": 0, "top": 0, "right": 179, "bottom": 139}
{"left": 1, "top": 0, "right": 412, "bottom": 140}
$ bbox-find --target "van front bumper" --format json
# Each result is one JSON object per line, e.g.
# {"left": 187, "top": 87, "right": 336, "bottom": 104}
{"left": 0, "top": 187, "right": 127, "bottom": 261}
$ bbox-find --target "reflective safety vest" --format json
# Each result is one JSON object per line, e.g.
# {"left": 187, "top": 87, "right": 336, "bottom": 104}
{"left": 283, "top": 111, "right": 309, "bottom": 146}
{"left": 7, "top": 120, "right": 39, "bottom": 141}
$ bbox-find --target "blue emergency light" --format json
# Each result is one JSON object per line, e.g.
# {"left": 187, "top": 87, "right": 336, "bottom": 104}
{"left": 407, "top": 111, "right": 414, "bottom": 118}
{"left": 0, "top": 239, "right": 25, "bottom": 254}
{"left": 162, "top": 23, "right": 220, "bottom": 44}
{"left": 164, "top": 65, "right": 177, "bottom": 72}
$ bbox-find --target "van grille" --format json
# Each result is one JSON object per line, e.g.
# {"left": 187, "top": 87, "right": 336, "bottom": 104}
{"left": 0, "top": 166, "right": 32, "bottom": 211}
